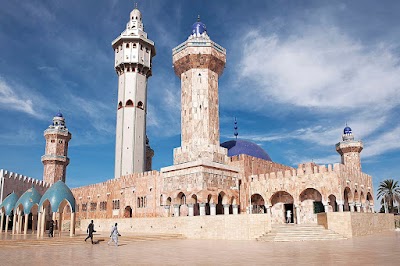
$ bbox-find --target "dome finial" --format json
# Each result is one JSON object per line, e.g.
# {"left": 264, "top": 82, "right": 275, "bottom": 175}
{"left": 234, "top": 117, "right": 239, "bottom": 140}
{"left": 134, "top": 2, "right": 138, "bottom": 9}
{"left": 197, "top": 15, "right": 201, "bottom": 22}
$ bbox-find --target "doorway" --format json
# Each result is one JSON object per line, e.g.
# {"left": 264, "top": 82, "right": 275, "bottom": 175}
{"left": 284, "top": 203, "right": 294, "bottom": 223}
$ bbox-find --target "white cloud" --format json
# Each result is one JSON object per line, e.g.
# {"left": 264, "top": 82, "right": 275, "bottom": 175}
{"left": 0, "top": 77, "right": 47, "bottom": 118}
{"left": 238, "top": 26, "right": 400, "bottom": 110}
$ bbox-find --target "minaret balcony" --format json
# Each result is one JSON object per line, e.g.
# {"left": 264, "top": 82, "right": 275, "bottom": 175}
{"left": 41, "top": 154, "right": 69, "bottom": 163}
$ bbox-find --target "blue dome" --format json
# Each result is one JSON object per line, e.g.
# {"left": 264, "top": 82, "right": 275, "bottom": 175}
{"left": 221, "top": 139, "right": 272, "bottom": 161}
{"left": 14, "top": 186, "right": 42, "bottom": 214}
{"left": 0, "top": 192, "right": 18, "bottom": 216}
{"left": 55, "top": 112, "right": 63, "bottom": 118}
{"left": 39, "top": 181, "right": 75, "bottom": 212}
{"left": 344, "top": 126, "right": 352, "bottom": 134}
{"left": 192, "top": 21, "right": 206, "bottom": 36}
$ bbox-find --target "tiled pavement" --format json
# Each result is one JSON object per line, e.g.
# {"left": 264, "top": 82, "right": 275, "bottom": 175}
{"left": 0, "top": 230, "right": 399, "bottom": 265}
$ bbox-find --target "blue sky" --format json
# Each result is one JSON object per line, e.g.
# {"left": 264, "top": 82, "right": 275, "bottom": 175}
{"left": 1, "top": 0, "right": 399, "bottom": 209}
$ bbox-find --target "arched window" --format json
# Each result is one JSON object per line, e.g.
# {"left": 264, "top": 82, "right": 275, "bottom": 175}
{"left": 137, "top": 101, "right": 143, "bottom": 109}
{"left": 144, "top": 196, "right": 147, "bottom": 207}
{"left": 137, "top": 197, "right": 140, "bottom": 208}
{"left": 133, "top": 43, "right": 137, "bottom": 48}
{"left": 126, "top": 99, "right": 134, "bottom": 107}
{"left": 126, "top": 43, "right": 129, "bottom": 48}
{"left": 118, "top": 101, "right": 123, "bottom": 110}
{"left": 160, "top": 195, "right": 163, "bottom": 206}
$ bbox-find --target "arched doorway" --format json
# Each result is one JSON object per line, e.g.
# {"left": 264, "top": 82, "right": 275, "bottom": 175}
{"left": 217, "top": 192, "right": 228, "bottom": 215}
{"left": 251, "top": 194, "right": 265, "bottom": 214}
{"left": 299, "top": 188, "right": 323, "bottom": 224}
{"left": 124, "top": 206, "right": 132, "bottom": 218}
{"left": 344, "top": 187, "right": 353, "bottom": 211}
{"left": 328, "top": 194, "right": 337, "bottom": 212}
{"left": 270, "top": 191, "right": 294, "bottom": 224}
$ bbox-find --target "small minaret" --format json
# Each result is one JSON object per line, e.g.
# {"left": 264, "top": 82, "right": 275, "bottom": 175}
{"left": 335, "top": 125, "right": 363, "bottom": 171}
{"left": 41, "top": 112, "right": 72, "bottom": 184}
{"left": 112, "top": 5, "right": 156, "bottom": 177}
{"left": 172, "top": 16, "right": 228, "bottom": 165}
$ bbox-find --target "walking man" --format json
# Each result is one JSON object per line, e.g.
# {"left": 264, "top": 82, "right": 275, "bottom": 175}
{"left": 48, "top": 220, "right": 54, "bottom": 237}
{"left": 85, "top": 220, "right": 96, "bottom": 244}
{"left": 286, "top": 209, "right": 292, "bottom": 223}
{"left": 108, "top": 223, "right": 121, "bottom": 247}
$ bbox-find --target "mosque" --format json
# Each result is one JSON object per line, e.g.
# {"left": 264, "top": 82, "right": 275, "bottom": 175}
{"left": 0, "top": 6, "right": 384, "bottom": 240}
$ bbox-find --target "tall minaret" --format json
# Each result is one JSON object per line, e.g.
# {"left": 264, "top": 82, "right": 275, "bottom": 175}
{"left": 336, "top": 125, "right": 363, "bottom": 171}
{"left": 41, "top": 112, "right": 72, "bottom": 184}
{"left": 112, "top": 6, "right": 156, "bottom": 178}
{"left": 172, "top": 16, "right": 228, "bottom": 165}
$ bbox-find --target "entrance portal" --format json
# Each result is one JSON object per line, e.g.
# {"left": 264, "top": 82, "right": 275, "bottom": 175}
{"left": 284, "top": 203, "right": 294, "bottom": 223}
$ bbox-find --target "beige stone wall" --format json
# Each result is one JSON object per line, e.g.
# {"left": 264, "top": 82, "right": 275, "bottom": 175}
{"left": 317, "top": 212, "right": 395, "bottom": 238}
{"left": 394, "top": 215, "right": 400, "bottom": 228}
{"left": 79, "top": 214, "right": 270, "bottom": 240}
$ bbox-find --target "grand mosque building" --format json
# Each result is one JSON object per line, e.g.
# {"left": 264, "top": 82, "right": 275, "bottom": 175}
{"left": 1, "top": 6, "right": 392, "bottom": 240}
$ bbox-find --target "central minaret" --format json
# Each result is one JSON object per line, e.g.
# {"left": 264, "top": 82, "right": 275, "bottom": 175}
{"left": 172, "top": 17, "right": 228, "bottom": 165}
{"left": 112, "top": 6, "right": 155, "bottom": 178}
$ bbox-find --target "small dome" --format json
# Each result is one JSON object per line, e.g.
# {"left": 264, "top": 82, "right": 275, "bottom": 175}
{"left": 55, "top": 112, "right": 63, "bottom": 118}
{"left": 14, "top": 187, "right": 42, "bottom": 214}
{"left": 221, "top": 139, "right": 272, "bottom": 161}
{"left": 192, "top": 18, "right": 206, "bottom": 36}
{"left": 344, "top": 126, "right": 352, "bottom": 134}
{"left": 0, "top": 192, "right": 18, "bottom": 216}
{"left": 39, "top": 181, "right": 76, "bottom": 213}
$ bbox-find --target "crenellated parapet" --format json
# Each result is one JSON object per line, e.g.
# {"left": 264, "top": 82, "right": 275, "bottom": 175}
{"left": 0, "top": 169, "right": 50, "bottom": 203}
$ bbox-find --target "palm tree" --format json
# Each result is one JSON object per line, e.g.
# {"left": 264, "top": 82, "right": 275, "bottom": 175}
{"left": 377, "top": 179, "right": 400, "bottom": 213}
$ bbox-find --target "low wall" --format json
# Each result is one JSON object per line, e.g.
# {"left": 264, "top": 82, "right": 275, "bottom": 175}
{"left": 79, "top": 214, "right": 271, "bottom": 240}
{"left": 317, "top": 212, "right": 395, "bottom": 238}
{"left": 395, "top": 215, "right": 400, "bottom": 228}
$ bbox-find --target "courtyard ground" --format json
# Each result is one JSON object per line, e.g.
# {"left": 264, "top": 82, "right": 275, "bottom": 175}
{"left": 0, "top": 230, "right": 399, "bottom": 265}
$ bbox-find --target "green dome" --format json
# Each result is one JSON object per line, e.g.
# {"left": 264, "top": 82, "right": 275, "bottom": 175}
{"left": 14, "top": 186, "right": 42, "bottom": 214}
{"left": 0, "top": 192, "right": 18, "bottom": 216}
{"left": 39, "top": 181, "right": 76, "bottom": 212}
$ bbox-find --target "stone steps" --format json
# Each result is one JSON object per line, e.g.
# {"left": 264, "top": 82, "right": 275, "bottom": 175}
{"left": 257, "top": 224, "right": 347, "bottom": 242}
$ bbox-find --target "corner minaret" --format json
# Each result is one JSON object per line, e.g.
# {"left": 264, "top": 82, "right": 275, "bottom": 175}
{"left": 112, "top": 6, "right": 156, "bottom": 178}
{"left": 41, "top": 113, "right": 72, "bottom": 184}
{"left": 336, "top": 125, "right": 363, "bottom": 171}
{"left": 172, "top": 16, "right": 228, "bottom": 165}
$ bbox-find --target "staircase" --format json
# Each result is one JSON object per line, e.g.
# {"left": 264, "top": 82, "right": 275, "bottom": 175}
{"left": 257, "top": 224, "right": 347, "bottom": 242}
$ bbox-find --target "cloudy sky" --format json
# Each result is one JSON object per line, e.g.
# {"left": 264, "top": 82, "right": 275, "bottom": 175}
{"left": 1, "top": 0, "right": 399, "bottom": 209}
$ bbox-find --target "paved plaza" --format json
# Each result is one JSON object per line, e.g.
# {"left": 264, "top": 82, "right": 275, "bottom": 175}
{"left": 0, "top": 231, "right": 399, "bottom": 265}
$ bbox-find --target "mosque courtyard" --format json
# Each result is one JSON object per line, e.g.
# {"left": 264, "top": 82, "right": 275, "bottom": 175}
{"left": 0, "top": 230, "right": 399, "bottom": 265}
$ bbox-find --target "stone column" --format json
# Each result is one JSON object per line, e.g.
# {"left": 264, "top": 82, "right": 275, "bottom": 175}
{"left": 18, "top": 211, "right": 23, "bottom": 234}
{"left": 199, "top": 203, "right": 206, "bottom": 216}
{"left": 265, "top": 205, "right": 270, "bottom": 214}
{"left": 295, "top": 205, "right": 301, "bottom": 224}
{"left": 232, "top": 205, "right": 238, "bottom": 215}
{"left": 188, "top": 204, "right": 194, "bottom": 217}
{"left": 32, "top": 214, "right": 37, "bottom": 234}
{"left": 23, "top": 213, "right": 29, "bottom": 235}
{"left": 5, "top": 215, "right": 9, "bottom": 234}
{"left": 324, "top": 204, "right": 329, "bottom": 213}
{"left": 70, "top": 212, "right": 75, "bottom": 237}
{"left": 338, "top": 203, "right": 344, "bottom": 212}
{"left": 0, "top": 212, "right": 3, "bottom": 233}
{"left": 349, "top": 203, "right": 355, "bottom": 212}
{"left": 355, "top": 203, "right": 361, "bottom": 213}
{"left": 210, "top": 204, "right": 216, "bottom": 216}
{"left": 164, "top": 206, "right": 171, "bottom": 217}
{"left": 36, "top": 212, "right": 41, "bottom": 238}
{"left": 41, "top": 210, "right": 46, "bottom": 237}
{"left": 370, "top": 204, "right": 374, "bottom": 213}
{"left": 223, "top": 204, "right": 230, "bottom": 215}
{"left": 58, "top": 212, "right": 63, "bottom": 237}
{"left": 12, "top": 212, "right": 17, "bottom": 235}
{"left": 173, "top": 204, "right": 180, "bottom": 217}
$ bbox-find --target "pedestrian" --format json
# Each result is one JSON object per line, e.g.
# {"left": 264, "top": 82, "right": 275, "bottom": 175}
{"left": 108, "top": 223, "right": 121, "bottom": 247}
{"left": 286, "top": 209, "right": 292, "bottom": 223}
{"left": 85, "top": 220, "right": 96, "bottom": 244}
{"left": 48, "top": 220, "right": 54, "bottom": 237}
